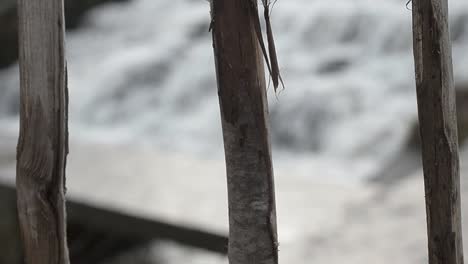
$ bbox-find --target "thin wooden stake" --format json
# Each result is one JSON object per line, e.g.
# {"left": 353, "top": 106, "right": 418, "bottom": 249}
{"left": 412, "top": 0, "right": 464, "bottom": 263}
{"left": 210, "top": 0, "right": 279, "bottom": 263}
{"left": 16, "top": 0, "right": 70, "bottom": 263}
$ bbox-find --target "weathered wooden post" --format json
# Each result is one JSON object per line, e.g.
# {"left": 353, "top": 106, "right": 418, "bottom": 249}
{"left": 412, "top": 0, "right": 464, "bottom": 263}
{"left": 16, "top": 0, "right": 70, "bottom": 263}
{"left": 209, "top": 0, "right": 279, "bottom": 264}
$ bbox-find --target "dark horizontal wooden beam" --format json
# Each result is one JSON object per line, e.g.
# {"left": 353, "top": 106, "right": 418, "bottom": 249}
{"left": 0, "top": 182, "right": 228, "bottom": 255}
{"left": 0, "top": 181, "right": 15, "bottom": 201}
{"left": 68, "top": 200, "right": 228, "bottom": 254}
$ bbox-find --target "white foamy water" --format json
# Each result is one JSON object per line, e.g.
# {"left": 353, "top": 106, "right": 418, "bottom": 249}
{"left": 1, "top": 0, "right": 468, "bottom": 180}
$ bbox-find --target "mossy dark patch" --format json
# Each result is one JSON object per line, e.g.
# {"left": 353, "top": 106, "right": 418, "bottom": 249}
{"left": 0, "top": 0, "right": 130, "bottom": 69}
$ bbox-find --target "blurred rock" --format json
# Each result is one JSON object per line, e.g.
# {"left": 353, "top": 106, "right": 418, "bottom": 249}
{"left": 316, "top": 57, "right": 350, "bottom": 74}
{"left": 0, "top": 0, "right": 129, "bottom": 69}
{"left": 406, "top": 82, "right": 468, "bottom": 150}
{"left": 0, "top": 5, "right": 17, "bottom": 70}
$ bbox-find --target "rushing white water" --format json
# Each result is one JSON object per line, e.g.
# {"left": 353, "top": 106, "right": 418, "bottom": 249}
{"left": 1, "top": 0, "right": 467, "bottom": 180}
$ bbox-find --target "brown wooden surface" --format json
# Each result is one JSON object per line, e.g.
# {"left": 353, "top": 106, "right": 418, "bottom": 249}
{"left": 210, "top": 0, "right": 279, "bottom": 263}
{"left": 16, "top": 0, "right": 70, "bottom": 263}
{"left": 412, "top": 0, "right": 464, "bottom": 263}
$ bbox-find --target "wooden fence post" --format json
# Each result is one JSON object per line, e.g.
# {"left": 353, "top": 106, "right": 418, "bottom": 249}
{"left": 210, "top": 0, "right": 279, "bottom": 263}
{"left": 16, "top": 0, "right": 70, "bottom": 263}
{"left": 412, "top": 0, "right": 464, "bottom": 263}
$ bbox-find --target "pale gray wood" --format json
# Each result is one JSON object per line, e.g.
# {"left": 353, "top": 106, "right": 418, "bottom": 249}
{"left": 16, "top": 0, "right": 70, "bottom": 263}
{"left": 210, "top": 0, "right": 279, "bottom": 263}
{"left": 412, "top": 0, "right": 464, "bottom": 263}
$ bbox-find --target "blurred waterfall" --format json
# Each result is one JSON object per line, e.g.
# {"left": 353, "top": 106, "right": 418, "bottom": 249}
{"left": 1, "top": 0, "right": 467, "bottom": 179}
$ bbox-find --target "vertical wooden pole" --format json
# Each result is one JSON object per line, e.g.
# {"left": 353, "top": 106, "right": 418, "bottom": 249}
{"left": 210, "top": 0, "right": 279, "bottom": 263}
{"left": 16, "top": 0, "right": 70, "bottom": 263}
{"left": 412, "top": 0, "right": 464, "bottom": 263}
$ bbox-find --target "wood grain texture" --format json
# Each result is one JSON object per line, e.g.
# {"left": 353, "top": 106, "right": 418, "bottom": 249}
{"left": 412, "top": 0, "right": 464, "bottom": 263}
{"left": 16, "top": 0, "right": 70, "bottom": 263}
{"left": 210, "top": 0, "right": 279, "bottom": 263}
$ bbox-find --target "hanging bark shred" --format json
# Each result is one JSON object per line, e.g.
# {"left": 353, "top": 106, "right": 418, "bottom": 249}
{"left": 210, "top": 0, "right": 279, "bottom": 263}
{"left": 16, "top": 0, "right": 70, "bottom": 263}
{"left": 412, "top": 0, "right": 464, "bottom": 263}
{"left": 249, "top": 0, "right": 283, "bottom": 92}
{"left": 263, "top": 0, "right": 283, "bottom": 90}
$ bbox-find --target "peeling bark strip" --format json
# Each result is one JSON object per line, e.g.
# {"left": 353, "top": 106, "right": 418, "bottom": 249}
{"left": 210, "top": 0, "right": 279, "bottom": 264}
{"left": 16, "top": 0, "right": 70, "bottom": 264}
{"left": 249, "top": 0, "right": 283, "bottom": 92}
{"left": 412, "top": 0, "right": 464, "bottom": 264}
